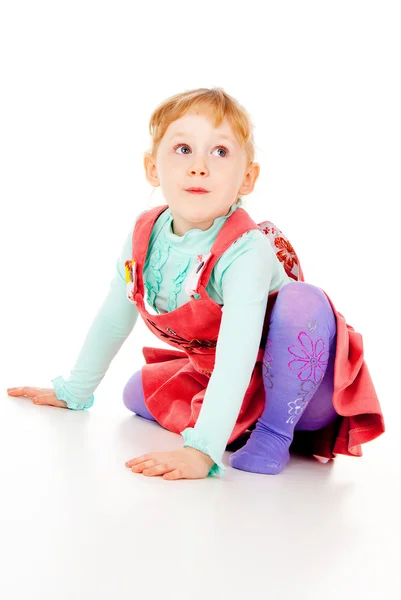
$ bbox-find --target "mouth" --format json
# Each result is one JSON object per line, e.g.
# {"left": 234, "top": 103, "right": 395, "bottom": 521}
{"left": 185, "top": 188, "right": 210, "bottom": 195}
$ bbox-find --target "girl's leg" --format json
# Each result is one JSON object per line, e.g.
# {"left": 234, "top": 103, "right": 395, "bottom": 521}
{"left": 122, "top": 369, "right": 156, "bottom": 421}
{"left": 230, "top": 281, "right": 338, "bottom": 475}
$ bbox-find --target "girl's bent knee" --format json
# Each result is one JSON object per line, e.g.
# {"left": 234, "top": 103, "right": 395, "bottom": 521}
{"left": 274, "top": 281, "right": 336, "bottom": 335}
{"left": 279, "top": 281, "right": 326, "bottom": 303}
{"left": 122, "top": 370, "right": 143, "bottom": 412}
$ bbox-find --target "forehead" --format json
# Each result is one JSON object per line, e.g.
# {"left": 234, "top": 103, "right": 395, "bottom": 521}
{"left": 165, "top": 111, "right": 237, "bottom": 141}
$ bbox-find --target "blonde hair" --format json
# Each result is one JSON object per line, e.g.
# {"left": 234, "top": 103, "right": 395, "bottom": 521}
{"left": 148, "top": 87, "right": 255, "bottom": 164}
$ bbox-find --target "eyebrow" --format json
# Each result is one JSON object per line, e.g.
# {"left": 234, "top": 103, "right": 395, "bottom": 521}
{"left": 170, "top": 132, "right": 236, "bottom": 144}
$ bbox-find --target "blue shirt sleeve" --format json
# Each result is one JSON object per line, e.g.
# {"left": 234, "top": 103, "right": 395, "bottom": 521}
{"left": 51, "top": 227, "right": 139, "bottom": 409}
{"left": 182, "top": 233, "right": 280, "bottom": 476}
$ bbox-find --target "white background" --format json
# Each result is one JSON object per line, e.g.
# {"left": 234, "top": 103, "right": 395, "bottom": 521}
{"left": 0, "top": 2, "right": 400, "bottom": 599}
{"left": 1, "top": 1, "right": 399, "bottom": 396}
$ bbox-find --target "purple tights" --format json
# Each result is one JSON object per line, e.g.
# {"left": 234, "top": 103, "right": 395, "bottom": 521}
{"left": 123, "top": 282, "right": 338, "bottom": 475}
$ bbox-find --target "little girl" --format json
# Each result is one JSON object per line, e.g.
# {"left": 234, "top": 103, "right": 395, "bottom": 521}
{"left": 7, "top": 88, "right": 385, "bottom": 480}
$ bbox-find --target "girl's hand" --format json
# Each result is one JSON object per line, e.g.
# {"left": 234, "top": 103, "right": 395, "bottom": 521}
{"left": 125, "top": 447, "right": 215, "bottom": 480}
{"left": 7, "top": 386, "right": 67, "bottom": 408}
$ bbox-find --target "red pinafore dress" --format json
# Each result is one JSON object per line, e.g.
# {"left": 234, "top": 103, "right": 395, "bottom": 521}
{"left": 125, "top": 205, "right": 385, "bottom": 459}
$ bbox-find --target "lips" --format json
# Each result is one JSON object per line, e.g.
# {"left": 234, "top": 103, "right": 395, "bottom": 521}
{"left": 186, "top": 188, "right": 209, "bottom": 194}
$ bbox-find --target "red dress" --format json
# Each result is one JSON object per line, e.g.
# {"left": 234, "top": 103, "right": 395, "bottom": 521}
{"left": 126, "top": 204, "right": 385, "bottom": 460}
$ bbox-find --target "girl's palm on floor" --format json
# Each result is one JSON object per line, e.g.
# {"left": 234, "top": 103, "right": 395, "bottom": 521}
{"left": 7, "top": 386, "right": 67, "bottom": 408}
{"left": 126, "top": 447, "right": 214, "bottom": 480}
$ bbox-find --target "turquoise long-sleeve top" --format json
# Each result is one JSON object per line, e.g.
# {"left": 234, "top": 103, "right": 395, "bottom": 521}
{"left": 51, "top": 199, "right": 292, "bottom": 476}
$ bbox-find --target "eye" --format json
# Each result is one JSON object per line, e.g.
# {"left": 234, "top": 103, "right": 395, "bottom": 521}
{"left": 212, "top": 146, "right": 229, "bottom": 158}
{"left": 174, "top": 144, "right": 191, "bottom": 155}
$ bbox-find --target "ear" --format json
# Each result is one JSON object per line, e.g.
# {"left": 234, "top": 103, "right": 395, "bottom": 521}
{"left": 144, "top": 153, "right": 160, "bottom": 187}
{"left": 238, "top": 162, "right": 260, "bottom": 196}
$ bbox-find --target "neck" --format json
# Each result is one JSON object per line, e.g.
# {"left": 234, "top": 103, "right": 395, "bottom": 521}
{"left": 171, "top": 198, "right": 240, "bottom": 237}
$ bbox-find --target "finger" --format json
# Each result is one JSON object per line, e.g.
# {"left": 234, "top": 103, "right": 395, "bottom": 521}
{"left": 131, "top": 459, "right": 157, "bottom": 473}
{"left": 33, "top": 392, "right": 58, "bottom": 404}
{"left": 143, "top": 463, "right": 172, "bottom": 477}
{"left": 7, "top": 386, "right": 41, "bottom": 398}
{"left": 33, "top": 394, "right": 67, "bottom": 408}
{"left": 125, "top": 454, "right": 154, "bottom": 468}
{"left": 163, "top": 468, "right": 184, "bottom": 481}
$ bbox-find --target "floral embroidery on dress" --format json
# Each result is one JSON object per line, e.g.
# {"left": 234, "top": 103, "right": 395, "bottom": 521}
{"left": 257, "top": 219, "right": 301, "bottom": 280}
{"left": 198, "top": 368, "right": 212, "bottom": 378}
{"left": 184, "top": 252, "right": 212, "bottom": 298}
{"left": 146, "top": 319, "right": 217, "bottom": 353}
{"left": 274, "top": 237, "right": 298, "bottom": 273}
{"left": 125, "top": 259, "right": 136, "bottom": 303}
{"left": 288, "top": 331, "right": 329, "bottom": 383}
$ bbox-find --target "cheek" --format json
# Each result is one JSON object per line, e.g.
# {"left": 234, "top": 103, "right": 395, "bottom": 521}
{"left": 229, "top": 162, "right": 247, "bottom": 184}
{"left": 215, "top": 163, "right": 241, "bottom": 185}
{"left": 163, "top": 155, "right": 184, "bottom": 173}
{"left": 158, "top": 160, "right": 180, "bottom": 185}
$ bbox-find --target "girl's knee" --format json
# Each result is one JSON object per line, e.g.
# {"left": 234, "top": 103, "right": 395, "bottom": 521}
{"left": 279, "top": 281, "right": 327, "bottom": 305}
{"left": 122, "top": 369, "right": 144, "bottom": 412}
{"left": 274, "top": 281, "right": 335, "bottom": 333}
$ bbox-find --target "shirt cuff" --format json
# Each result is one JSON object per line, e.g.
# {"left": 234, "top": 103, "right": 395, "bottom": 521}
{"left": 181, "top": 427, "right": 227, "bottom": 477}
{"left": 51, "top": 376, "right": 94, "bottom": 410}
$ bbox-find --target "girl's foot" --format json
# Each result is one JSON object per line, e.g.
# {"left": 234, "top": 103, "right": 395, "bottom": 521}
{"left": 229, "top": 428, "right": 290, "bottom": 474}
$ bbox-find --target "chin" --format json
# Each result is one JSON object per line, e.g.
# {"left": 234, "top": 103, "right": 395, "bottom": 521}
{"left": 173, "top": 206, "right": 209, "bottom": 219}
{"left": 187, "top": 212, "right": 214, "bottom": 223}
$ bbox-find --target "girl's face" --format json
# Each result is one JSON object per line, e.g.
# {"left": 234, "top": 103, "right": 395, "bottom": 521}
{"left": 144, "top": 112, "right": 259, "bottom": 236}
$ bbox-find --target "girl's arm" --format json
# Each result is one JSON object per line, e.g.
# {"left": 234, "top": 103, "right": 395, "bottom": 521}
{"left": 181, "top": 233, "right": 282, "bottom": 476}
{"left": 51, "top": 226, "right": 139, "bottom": 409}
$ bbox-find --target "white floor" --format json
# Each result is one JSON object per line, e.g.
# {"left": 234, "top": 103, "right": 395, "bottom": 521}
{"left": 1, "top": 372, "right": 398, "bottom": 600}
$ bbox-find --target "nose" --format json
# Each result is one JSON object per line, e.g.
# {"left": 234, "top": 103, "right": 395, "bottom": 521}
{"left": 188, "top": 155, "right": 209, "bottom": 177}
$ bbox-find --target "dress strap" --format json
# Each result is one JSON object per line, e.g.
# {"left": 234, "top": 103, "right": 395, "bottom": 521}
{"left": 197, "top": 208, "right": 259, "bottom": 292}
{"left": 131, "top": 204, "right": 169, "bottom": 296}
